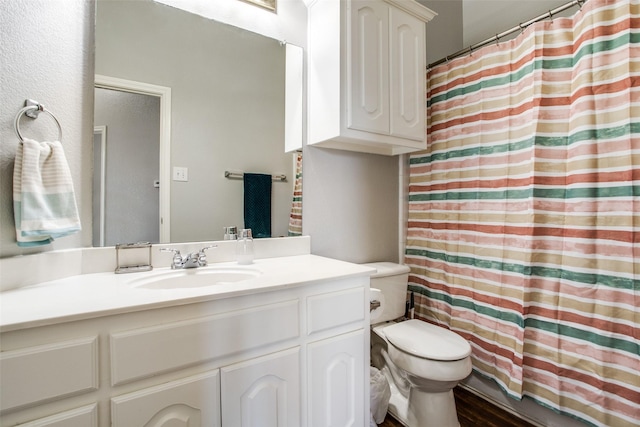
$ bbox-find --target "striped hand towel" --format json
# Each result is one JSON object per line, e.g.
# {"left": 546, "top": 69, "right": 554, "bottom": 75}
{"left": 13, "top": 138, "right": 81, "bottom": 247}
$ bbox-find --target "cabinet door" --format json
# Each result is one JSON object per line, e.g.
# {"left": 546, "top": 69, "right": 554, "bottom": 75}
{"left": 111, "top": 371, "right": 220, "bottom": 427}
{"left": 348, "top": 1, "right": 390, "bottom": 135}
{"left": 389, "top": 7, "right": 426, "bottom": 141}
{"left": 221, "top": 348, "right": 300, "bottom": 427}
{"left": 308, "top": 330, "right": 365, "bottom": 427}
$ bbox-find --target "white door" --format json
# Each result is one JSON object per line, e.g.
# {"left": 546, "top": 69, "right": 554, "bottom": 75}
{"left": 221, "top": 348, "right": 300, "bottom": 427}
{"left": 348, "top": 1, "right": 390, "bottom": 135}
{"left": 389, "top": 7, "right": 425, "bottom": 141}
{"left": 308, "top": 330, "right": 365, "bottom": 427}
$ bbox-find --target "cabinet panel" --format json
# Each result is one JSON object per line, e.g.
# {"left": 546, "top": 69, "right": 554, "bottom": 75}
{"left": 389, "top": 7, "right": 425, "bottom": 141}
{"left": 221, "top": 347, "right": 300, "bottom": 427}
{"left": 111, "top": 371, "right": 220, "bottom": 427}
{"left": 285, "top": 43, "right": 304, "bottom": 153}
{"left": 111, "top": 299, "right": 299, "bottom": 385}
{"left": 15, "top": 404, "right": 98, "bottom": 427}
{"left": 349, "top": 1, "right": 389, "bottom": 134}
{"left": 307, "top": 287, "right": 365, "bottom": 335}
{"left": 308, "top": 330, "right": 365, "bottom": 427}
{"left": 0, "top": 337, "right": 98, "bottom": 411}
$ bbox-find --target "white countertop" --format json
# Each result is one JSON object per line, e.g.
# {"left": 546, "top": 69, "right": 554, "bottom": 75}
{"left": 1, "top": 255, "right": 374, "bottom": 332}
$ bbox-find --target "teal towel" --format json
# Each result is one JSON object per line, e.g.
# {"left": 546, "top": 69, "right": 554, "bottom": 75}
{"left": 244, "top": 173, "right": 272, "bottom": 238}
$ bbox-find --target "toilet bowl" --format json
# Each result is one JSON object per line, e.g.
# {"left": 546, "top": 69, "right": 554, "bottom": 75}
{"left": 366, "top": 262, "right": 472, "bottom": 427}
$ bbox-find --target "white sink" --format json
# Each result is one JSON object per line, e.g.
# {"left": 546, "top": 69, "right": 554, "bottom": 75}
{"left": 130, "top": 266, "right": 262, "bottom": 290}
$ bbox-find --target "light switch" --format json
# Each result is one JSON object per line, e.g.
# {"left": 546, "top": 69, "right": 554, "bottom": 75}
{"left": 173, "top": 167, "right": 188, "bottom": 182}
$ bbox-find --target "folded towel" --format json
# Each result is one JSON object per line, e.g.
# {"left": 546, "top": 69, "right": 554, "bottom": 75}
{"left": 13, "top": 138, "right": 81, "bottom": 247}
{"left": 243, "top": 173, "right": 272, "bottom": 238}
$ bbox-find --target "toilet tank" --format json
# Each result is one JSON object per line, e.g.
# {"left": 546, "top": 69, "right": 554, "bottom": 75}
{"left": 364, "top": 262, "right": 411, "bottom": 323}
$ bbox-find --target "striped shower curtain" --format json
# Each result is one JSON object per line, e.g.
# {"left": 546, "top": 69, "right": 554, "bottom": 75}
{"left": 288, "top": 152, "right": 302, "bottom": 236}
{"left": 405, "top": 0, "right": 639, "bottom": 425}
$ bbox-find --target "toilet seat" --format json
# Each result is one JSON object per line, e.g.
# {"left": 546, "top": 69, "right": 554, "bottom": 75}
{"left": 384, "top": 320, "right": 471, "bottom": 361}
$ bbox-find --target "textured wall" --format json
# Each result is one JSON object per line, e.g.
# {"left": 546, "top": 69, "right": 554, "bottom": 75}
{"left": 463, "top": 0, "right": 573, "bottom": 46}
{"left": 304, "top": 148, "right": 400, "bottom": 264}
{"left": 0, "top": 0, "right": 94, "bottom": 258}
{"left": 420, "top": 0, "right": 464, "bottom": 65}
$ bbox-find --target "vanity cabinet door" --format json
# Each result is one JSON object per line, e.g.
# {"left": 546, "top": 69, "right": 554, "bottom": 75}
{"left": 111, "top": 371, "right": 221, "bottom": 427}
{"left": 308, "top": 330, "right": 365, "bottom": 427}
{"left": 221, "top": 347, "right": 300, "bottom": 427}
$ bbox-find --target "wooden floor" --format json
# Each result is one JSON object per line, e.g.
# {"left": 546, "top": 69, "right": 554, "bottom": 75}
{"left": 378, "top": 386, "right": 536, "bottom": 427}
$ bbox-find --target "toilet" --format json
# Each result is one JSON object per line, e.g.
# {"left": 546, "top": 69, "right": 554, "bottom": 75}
{"left": 366, "top": 262, "right": 472, "bottom": 427}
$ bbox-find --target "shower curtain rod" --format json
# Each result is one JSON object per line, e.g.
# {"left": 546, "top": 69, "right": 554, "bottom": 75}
{"left": 427, "top": 0, "right": 585, "bottom": 69}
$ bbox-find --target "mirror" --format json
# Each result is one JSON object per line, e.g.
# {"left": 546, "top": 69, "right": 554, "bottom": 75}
{"left": 94, "top": 0, "right": 298, "bottom": 246}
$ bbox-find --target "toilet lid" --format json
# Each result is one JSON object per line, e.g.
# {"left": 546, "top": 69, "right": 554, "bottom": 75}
{"left": 384, "top": 320, "right": 471, "bottom": 361}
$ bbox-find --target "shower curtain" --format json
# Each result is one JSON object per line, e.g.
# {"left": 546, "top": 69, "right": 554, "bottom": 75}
{"left": 288, "top": 152, "right": 302, "bottom": 236}
{"left": 405, "top": 1, "right": 639, "bottom": 425}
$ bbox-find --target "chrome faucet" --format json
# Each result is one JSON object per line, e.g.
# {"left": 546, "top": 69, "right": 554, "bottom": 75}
{"left": 160, "top": 245, "right": 217, "bottom": 269}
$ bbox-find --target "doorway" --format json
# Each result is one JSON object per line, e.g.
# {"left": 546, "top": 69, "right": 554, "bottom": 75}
{"left": 93, "top": 75, "right": 171, "bottom": 245}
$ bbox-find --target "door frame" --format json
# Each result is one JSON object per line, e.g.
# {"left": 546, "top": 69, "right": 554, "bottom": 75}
{"left": 93, "top": 125, "right": 107, "bottom": 246}
{"left": 94, "top": 74, "right": 172, "bottom": 243}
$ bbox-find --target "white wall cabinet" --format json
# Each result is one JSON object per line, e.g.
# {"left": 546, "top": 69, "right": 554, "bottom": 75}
{"left": 0, "top": 276, "right": 369, "bottom": 427}
{"left": 308, "top": 0, "right": 436, "bottom": 155}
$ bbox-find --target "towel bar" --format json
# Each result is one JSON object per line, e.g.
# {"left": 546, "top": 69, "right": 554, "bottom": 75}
{"left": 225, "top": 171, "right": 287, "bottom": 182}
{"left": 14, "top": 99, "right": 63, "bottom": 143}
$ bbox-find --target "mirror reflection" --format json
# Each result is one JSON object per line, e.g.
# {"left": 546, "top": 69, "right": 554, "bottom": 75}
{"left": 93, "top": 88, "right": 161, "bottom": 246}
{"left": 94, "top": 0, "right": 296, "bottom": 246}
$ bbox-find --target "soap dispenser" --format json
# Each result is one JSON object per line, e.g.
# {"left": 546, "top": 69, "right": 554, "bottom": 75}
{"left": 223, "top": 226, "right": 238, "bottom": 240}
{"left": 236, "top": 228, "right": 254, "bottom": 265}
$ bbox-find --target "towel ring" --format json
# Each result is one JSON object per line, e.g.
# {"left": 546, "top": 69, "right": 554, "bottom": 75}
{"left": 14, "top": 102, "right": 63, "bottom": 143}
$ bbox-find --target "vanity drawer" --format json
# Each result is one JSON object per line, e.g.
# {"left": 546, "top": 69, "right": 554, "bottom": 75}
{"left": 0, "top": 337, "right": 99, "bottom": 411}
{"left": 110, "top": 299, "right": 299, "bottom": 385}
{"left": 307, "top": 287, "right": 365, "bottom": 335}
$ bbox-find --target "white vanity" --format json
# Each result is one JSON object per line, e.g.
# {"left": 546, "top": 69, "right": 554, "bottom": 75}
{"left": 0, "top": 238, "right": 373, "bottom": 426}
